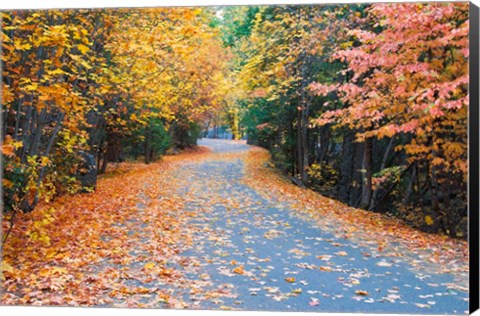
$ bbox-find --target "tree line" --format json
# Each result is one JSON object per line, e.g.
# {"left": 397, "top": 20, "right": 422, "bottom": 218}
{"left": 1, "top": 8, "right": 231, "bottom": 217}
{"left": 226, "top": 2, "right": 469, "bottom": 238}
{"left": 1, "top": 3, "right": 470, "bottom": 239}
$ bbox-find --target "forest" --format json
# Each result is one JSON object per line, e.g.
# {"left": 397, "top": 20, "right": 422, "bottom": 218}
{"left": 2, "top": 2, "right": 469, "bottom": 238}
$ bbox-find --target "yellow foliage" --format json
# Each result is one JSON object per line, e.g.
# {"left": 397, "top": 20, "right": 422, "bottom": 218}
{"left": 425, "top": 216, "right": 434, "bottom": 226}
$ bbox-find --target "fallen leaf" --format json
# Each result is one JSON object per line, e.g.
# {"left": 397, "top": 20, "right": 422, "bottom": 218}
{"left": 1, "top": 261, "right": 14, "bottom": 273}
{"left": 376, "top": 261, "right": 393, "bottom": 267}
{"left": 309, "top": 298, "right": 320, "bottom": 306}
{"left": 233, "top": 265, "right": 245, "bottom": 274}
{"left": 415, "top": 303, "right": 431, "bottom": 308}
{"left": 144, "top": 262, "right": 155, "bottom": 269}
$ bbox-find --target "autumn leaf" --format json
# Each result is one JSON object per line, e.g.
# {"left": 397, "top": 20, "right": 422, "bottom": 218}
{"left": 144, "top": 262, "right": 155, "bottom": 269}
{"left": 158, "top": 268, "right": 173, "bottom": 276}
{"left": 1, "top": 261, "right": 14, "bottom": 274}
{"left": 425, "top": 216, "right": 434, "bottom": 226}
{"left": 309, "top": 298, "right": 320, "bottom": 306}
{"left": 415, "top": 303, "right": 431, "bottom": 308}
{"left": 77, "top": 44, "right": 90, "bottom": 54}
{"left": 233, "top": 265, "right": 244, "bottom": 275}
{"left": 376, "top": 261, "right": 393, "bottom": 267}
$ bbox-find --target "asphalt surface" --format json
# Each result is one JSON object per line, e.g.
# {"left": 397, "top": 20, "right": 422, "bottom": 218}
{"left": 155, "top": 138, "right": 468, "bottom": 314}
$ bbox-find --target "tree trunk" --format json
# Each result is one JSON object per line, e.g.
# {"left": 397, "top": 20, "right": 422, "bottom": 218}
{"left": 296, "top": 108, "right": 306, "bottom": 183}
{"left": 19, "top": 112, "right": 65, "bottom": 213}
{"left": 440, "top": 181, "right": 456, "bottom": 237}
{"left": 301, "top": 122, "right": 309, "bottom": 183}
{"left": 403, "top": 163, "right": 417, "bottom": 204}
{"left": 360, "top": 137, "right": 373, "bottom": 209}
{"left": 369, "top": 136, "right": 395, "bottom": 210}
{"left": 232, "top": 110, "right": 240, "bottom": 140}
{"left": 204, "top": 116, "right": 211, "bottom": 138}
{"left": 316, "top": 127, "right": 331, "bottom": 164}
{"left": 427, "top": 161, "right": 443, "bottom": 234}
{"left": 144, "top": 126, "right": 152, "bottom": 164}
{"left": 100, "top": 149, "right": 108, "bottom": 174}
{"left": 350, "top": 141, "right": 364, "bottom": 206}
{"left": 338, "top": 131, "right": 354, "bottom": 203}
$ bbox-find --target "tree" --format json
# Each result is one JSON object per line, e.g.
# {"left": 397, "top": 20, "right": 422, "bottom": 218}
{"left": 311, "top": 2, "right": 469, "bottom": 236}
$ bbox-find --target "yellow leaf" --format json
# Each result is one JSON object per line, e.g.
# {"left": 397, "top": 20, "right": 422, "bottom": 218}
{"left": 40, "top": 156, "right": 50, "bottom": 166}
{"left": 39, "top": 234, "right": 51, "bottom": 245}
{"left": 144, "top": 262, "right": 155, "bottom": 269}
{"left": 425, "top": 215, "right": 434, "bottom": 226}
{"left": 51, "top": 267, "right": 67, "bottom": 275}
{"left": 14, "top": 39, "right": 31, "bottom": 51}
{"left": 25, "top": 83, "right": 38, "bottom": 91}
{"left": 1, "top": 261, "right": 14, "bottom": 273}
{"left": 77, "top": 44, "right": 89, "bottom": 55}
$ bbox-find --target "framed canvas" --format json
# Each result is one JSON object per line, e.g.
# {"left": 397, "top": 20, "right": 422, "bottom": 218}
{"left": 1, "top": 0, "right": 479, "bottom": 315}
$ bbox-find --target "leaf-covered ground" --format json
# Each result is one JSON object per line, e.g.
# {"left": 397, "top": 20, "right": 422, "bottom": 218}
{"left": 1, "top": 139, "right": 468, "bottom": 313}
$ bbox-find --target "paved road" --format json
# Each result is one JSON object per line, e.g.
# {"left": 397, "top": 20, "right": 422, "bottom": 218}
{"left": 150, "top": 138, "right": 467, "bottom": 314}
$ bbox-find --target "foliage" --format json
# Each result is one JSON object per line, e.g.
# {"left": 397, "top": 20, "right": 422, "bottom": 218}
{"left": 235, "top": 3, "right": 468, "bottom": 237}
{"left": 310, "top": 2, "right": 468, "bottom": 236}
{"left": 306, "top": 163, "right": 339, "bottom": 198}
{"left": 2, "top": 8, "right": 230, "bottom": 214}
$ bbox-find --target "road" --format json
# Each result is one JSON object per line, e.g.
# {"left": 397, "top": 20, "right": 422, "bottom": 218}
{"left": 137, "top": 138, "right": 468, "bottom": 314}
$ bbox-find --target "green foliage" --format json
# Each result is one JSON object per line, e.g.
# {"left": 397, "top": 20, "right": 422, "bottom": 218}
{"left": 219, "top": 6, "right": 259, "bottom": 48}
{"left": 149, "top": 120, "right": 172, "bottom": 157}
{"left": 170, "top": 118, "right": 202, "bottom": 149}
{"left": 2, "top": 161, "right": 26, "bottom": 214}
{"left": 306, "top": 163, "right": 339, "bottom": 197}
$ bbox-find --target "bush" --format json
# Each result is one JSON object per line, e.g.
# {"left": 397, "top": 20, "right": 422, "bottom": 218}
{"left": 171, "top": 119, "right": 201, "bottom": 149}
{"left": 306, "top": 163, "right": 339, "bottom": 198}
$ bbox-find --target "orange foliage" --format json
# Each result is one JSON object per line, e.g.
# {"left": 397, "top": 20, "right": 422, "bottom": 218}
{"left": 1, "top": 147, "right": 210, "bottom": 306}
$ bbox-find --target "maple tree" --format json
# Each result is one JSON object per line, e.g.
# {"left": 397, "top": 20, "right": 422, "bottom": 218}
{"left": 310, "top": 2, "right": 469, "bottom": 236}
